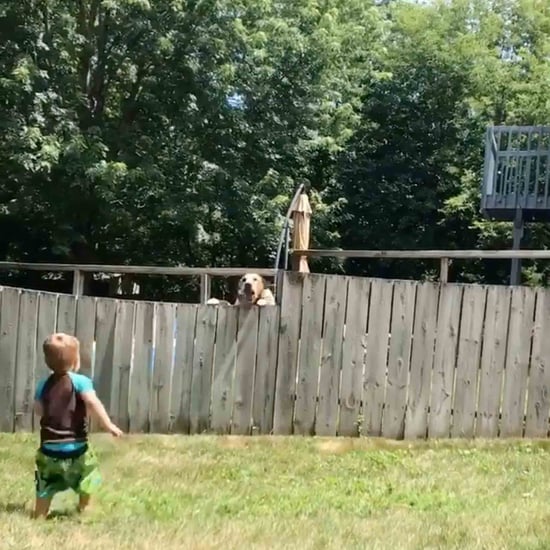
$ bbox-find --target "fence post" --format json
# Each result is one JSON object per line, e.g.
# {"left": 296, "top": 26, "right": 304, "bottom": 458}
{"left": 510, "top": 209, "right": 524, "bottom": 286}
{"left": 439, "top": 258, "right": 449, "bottom": 284}
{"left": 72, "top": 269, "right": 85, "bottom": 296}
{"left": 200, "top": 274, "right": 211, "bottom": 304}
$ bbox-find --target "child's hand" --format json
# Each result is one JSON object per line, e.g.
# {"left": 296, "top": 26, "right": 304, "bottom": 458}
{"left": 108, "top": 423, "right": 123, "bottom": 437}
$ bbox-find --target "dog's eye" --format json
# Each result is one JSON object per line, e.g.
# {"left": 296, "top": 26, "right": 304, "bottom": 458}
{"left": 253, "top": 277, "right": 258, "bottom": 282}
{"left": 240, "top": 277, "right": 245, "bottom": 282}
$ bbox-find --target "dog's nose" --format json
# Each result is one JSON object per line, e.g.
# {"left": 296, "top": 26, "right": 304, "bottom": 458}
{"left": 244, "top": 282, "right": 252, "bottom": 290}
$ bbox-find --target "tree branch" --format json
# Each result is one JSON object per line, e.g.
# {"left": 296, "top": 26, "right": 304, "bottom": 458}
{"left": 120, "top": 62, "right": 153, "bottom": 126}
{"left": 77, "top": 0, "right": 92, "bottom": 99}
{"left": 89, "top": 7, "right": 110, "bottom": 120}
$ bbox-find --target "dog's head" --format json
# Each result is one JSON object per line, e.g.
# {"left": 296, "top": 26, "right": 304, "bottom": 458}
{"left": 237, "top": 273, "right": 265, "bottom": 304}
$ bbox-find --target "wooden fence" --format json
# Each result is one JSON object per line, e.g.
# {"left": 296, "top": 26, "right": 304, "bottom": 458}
{"left": 2, "top": 271, "right": 550, "bottom": 439}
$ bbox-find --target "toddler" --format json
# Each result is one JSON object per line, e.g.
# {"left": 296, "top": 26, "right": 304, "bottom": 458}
{"left": 33, "top": 332, "right": 123, "bottom": 518}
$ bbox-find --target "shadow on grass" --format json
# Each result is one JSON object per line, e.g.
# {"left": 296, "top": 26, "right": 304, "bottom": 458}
{"left": 47, "top": 508, "right": 79, "bottom": 520}
{"left": 0, "top": 502, "right": 29, "bottom": 516}
{"left": 0, "top": 501, "right": 79, "bottom": 520}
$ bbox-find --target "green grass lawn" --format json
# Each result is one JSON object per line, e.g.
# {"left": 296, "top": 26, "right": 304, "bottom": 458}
{"left": 1, "top": 434, "right": 550, "bottom": 549}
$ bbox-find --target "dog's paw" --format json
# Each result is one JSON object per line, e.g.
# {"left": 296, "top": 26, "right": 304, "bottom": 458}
{"left": 256, "top": 298, "right": 268, "bottom": 306}
{"left": 206, "top": 298, "right": 220, "bottom": 305}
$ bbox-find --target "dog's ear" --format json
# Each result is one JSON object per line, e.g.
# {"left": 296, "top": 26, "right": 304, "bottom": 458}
{"left": 258, "top": 275, "right": 266, "bottom": 290}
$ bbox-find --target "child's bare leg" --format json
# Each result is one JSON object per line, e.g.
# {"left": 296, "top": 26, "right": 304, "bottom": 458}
{"left": 78, "top": 494, "right": 91, "bottom": 513}
{"left": 32, "top": 497, "right": 51, "bottom": 519}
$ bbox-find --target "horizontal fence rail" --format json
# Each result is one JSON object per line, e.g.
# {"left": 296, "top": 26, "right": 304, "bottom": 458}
{"left": 2, "top": 271, "right": 550, "bottom": 439}
{"left": 291, "top": 248, "right": 550, "bottom": 283}
{"left": 291, "top": 248, "right": 550, "bottom": 259}
{"left": 0, "top": 262, "right": 280, "bottom": 302}
{"left": 0, "top": 262, "right": 279, "bottom": 276}
{"left": 3, "top": 251, "right": 550, "bottom": 291}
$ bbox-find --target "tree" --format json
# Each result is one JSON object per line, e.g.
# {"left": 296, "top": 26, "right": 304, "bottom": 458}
{"left": 338, "top": 0, "right": 550, "bottom": 284}
{"left": 0, "top": 0, "right": 384, "bottom": 297}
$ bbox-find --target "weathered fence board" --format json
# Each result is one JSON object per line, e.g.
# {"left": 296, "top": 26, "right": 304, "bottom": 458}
{"left": 232, "top": 307, "right": 259, "bottom": 435}
{"left": 501, "top": 287, "right": 536, "bottom": 437}
{"left": 129, "top": 302, "right": 154, "bottom": 432}
{"left": 190, "top": 306, "right": 217, "bottom": 434}
{"left": 13, "top": 290, "right": 38, "bottom": 432}
{"left": 57, "top": 294, "right": 81, "bottom": 416}
{"left": 451, "top": 285, "right": 487, "bottom": 438}
{"left": 0, "top": 288, "right": 20, "bottom": 432}
{"left": 56, "top": 294, "right": 76, "bottom": 335}
{"left": 364, "top": 279, "right": 393, "bottom": 436}
{"left": 476, "top": 286, "right": 511, "bottom": 438}
{"left": 316, "top": 276, "right": 348, "bottom": 436}
{"left": 75, "top": 296, "right": 96, "bottom": 378}
{"left": 151, "top": 302, "right": 176, "bottom": 433}
{"left": 252, "top": 306, "right": 280, "bottom": 434}
{"left": 525, "top": 288, "right": 550, "bottom": 437}
{"left": 405, "top": 282, "right": 439, "bottom": 439}
{"left": 170, "top": 305, "right": 197, "bottom": 433}
{"left": 94, "top": 299, "right": 117, "bottom": 410}
{"left": 383, "top": 280, "right": 416, "bottom": 439}
{"left": 428, "top": 284, "right": 462, "bottom": 438}
{"left": 34, "top": 293, "right": 58, "bottom": 389}
{"left": 5, "top": 272, "right": 550, "bottom": 440}
{"left": 273, "top": 272, "right": 303, "bottom": 434}
{"left": 211, "top": 306, "right": 238, "bottom": 433}
{"left": 338, "top": 277, "right": 370, "bottom": 436}
{"left": 111, "top": 300, "right": 135, "bottom": 431}
{"left": 76, "top": 295, "right": 98, "bottom": 433}
{"left": 294, "top": 274, "right": 325, "bottom": 435}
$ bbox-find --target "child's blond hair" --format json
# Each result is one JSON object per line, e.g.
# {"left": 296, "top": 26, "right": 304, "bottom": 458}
{"left": 43, "top": 333, "right": 80, "bottom": 374}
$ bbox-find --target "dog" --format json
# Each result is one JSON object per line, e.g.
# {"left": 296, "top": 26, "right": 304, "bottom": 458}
{"left": 206, "top": 273, "right": 275, "bottom": 306}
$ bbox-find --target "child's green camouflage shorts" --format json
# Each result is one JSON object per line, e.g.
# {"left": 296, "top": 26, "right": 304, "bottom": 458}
{"left": 34, "top": 446, "right": 101, "bottom": 499}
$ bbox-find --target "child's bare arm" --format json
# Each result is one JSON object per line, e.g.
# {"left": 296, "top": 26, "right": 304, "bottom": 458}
{"left": 80, "top": 391, "right": 123, "bottom": 437}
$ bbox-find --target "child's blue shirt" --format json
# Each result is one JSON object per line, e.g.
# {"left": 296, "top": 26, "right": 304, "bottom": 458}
{"left": 35, "top": 372, "right": 94, "bottom": 453}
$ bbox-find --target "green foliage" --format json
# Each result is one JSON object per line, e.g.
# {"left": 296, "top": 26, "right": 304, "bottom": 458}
{"left": 2, "top": 0, "right": 550, "bottom": 293}
{"left": 0, "top": 0, "right": 381, "bottom": 271}
{"left": 338, "top": 0, "right": 550, "bottom": 284}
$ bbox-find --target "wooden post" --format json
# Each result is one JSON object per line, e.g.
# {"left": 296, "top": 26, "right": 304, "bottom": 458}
{"left": 291, "top": 193, "right": 312, "bottom": 272}
{"left": 510, "top": 208, "right": 524, "bottom": 286}
{"left": 200, "top": 274, "right": 211, "bottom": 304}
{"left": 283, "top": 223, "right": 290, "bottom": 271}
{"left": 439, "top": 258, "right": 449, "bottom": 283}
{"left": 72, "top": 269, "right": 85, "bottom": 296}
